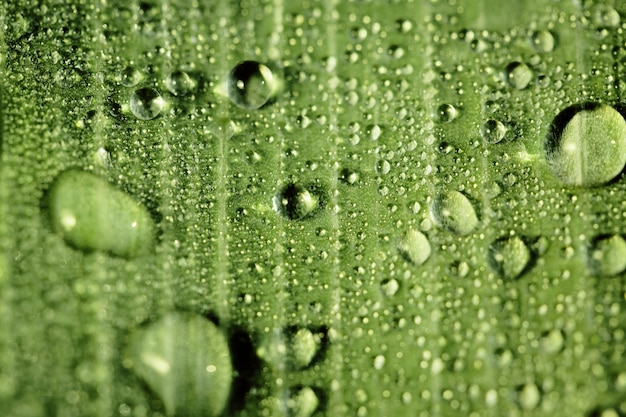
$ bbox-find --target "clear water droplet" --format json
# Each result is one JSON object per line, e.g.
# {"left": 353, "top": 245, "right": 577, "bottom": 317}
{"left": 437, "top": 103, "right": 457, "bottom": 123}
{"left": 504, "top": 61, "right": 533, "bottom": 90}
{"left": 488, "top": 236, "right": 531, "bottom": 279}
{"left": 130, "top": 312, "right": 232, "bottom": 417}
{"left": 164, "top": 70, "right": 196, "bottom": 96}
{"left": 481, "top": 119, "right": 507, "bottom": 144}
{"left": 227, "top": 61, "right": 277, "bottom": 109}
{"left": 431, "top": 190, "right": 479, "bottom": 235}
{"left": 545, "top": 103, "right": 626, "bottom": 187}
{"left": 588, "top": 234, "right": 626, "bottom": 276}
{"left": 398, "top": 229, "right": 431, "bottom": 266}
{"left": 273, "top": 183, "right": 318, "bottom": 220}
{"left": 130, "top": 87, "right": 165, "bottom": 120}
{"left": 120, "top": 66, "right": 142, "bottom": 87}
{"left": 530, "top": 30, "right": 555, "bottom": 53}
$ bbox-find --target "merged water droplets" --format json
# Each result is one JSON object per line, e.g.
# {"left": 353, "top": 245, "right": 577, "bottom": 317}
{"left": 545, "top": 103, "right": 626, "bottom": 187}
{"left": 130, "top": 87, "right": 165, "bottom": 120}
{"left": 488, "top": 236, "right": 531, "bottom": 279}
{"left": 273, "top": 183, "right": 319, "bottom": 220}
{"left": 430, "top": 191, "right": 478, "bottom": 236}
{"left": 587, "top": 234, "right": 626, "bottom": 276}
{"left": 227, "top": 61, "right": 278, "bottom": 109}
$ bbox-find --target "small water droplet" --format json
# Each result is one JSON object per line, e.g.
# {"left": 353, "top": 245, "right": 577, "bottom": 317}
{"left": 504, "top": 61, "right": 533, "bottom": 90}
{"left": 545, "top": 103, "right": 626, "bottom": 187}
{"left": 488, "top": 236, "right": 531, "bottom": 279}
{"left": 481, "top": 119, "right": 507, "bottom": 144}
{"left": 273, "top": 183, "right": 318, "bottom": 220}
{"left": 164, "top": 70, "right": 196, "bottom": 96}
{"left": 227, "top": 61, "right": 277, "bottom": 109}
{"left": 436, "top": 103, "right": 457, "bottom": 123}
{"left": 130, "top": 87, "right": 165, "bottom": 120}
{"left": 431, "top": 190, "right": 478, "bottom": 235}
{"left": 130, "top": 312, "right": 232, "bottom": 417}
{"left": 588, "top": 234, "right": 626, "bottom": 276}
{"left": 530, "top": 30, "right": 555, "bottom": 53}
{"left": 398, "top": 229, "right": 431, "bottom": 266}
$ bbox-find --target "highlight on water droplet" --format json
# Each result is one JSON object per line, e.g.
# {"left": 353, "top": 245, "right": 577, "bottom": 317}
{"left": 129, "top": 312, "right": 232, "bottom": 417}
{"left": 481, "top": 119, "right": 506, "bottom": 144}
{"left": 587, "top": 234, "right": 626, "bottom": 276}
{"left": 227, "top": 61, "right": 280, "bottom": 109}
{"left": 504, "top": 61, "right": 533, "bottom": 90}
{"left": 488, "top": 235, "right": 531, "bottom": 279}
{"left": 130, "top": 87, "right": 165, "bottom": 120}
{"left": 47, "top": 170, "right": 155, "bottom": 258}
{"left": 398, "top": 229, "right": 431, "bottom": 266}
{"left": 545, "top": 103, "right": 626, "bottom": 187}
{"left": 430, "top": 190, "right": 478, "bottom": 236}
{"left": 164, "top": 70, "right": 196, "bottom": 96}
{"left": 273, "top": 183, "right": 319, "bottom": 220}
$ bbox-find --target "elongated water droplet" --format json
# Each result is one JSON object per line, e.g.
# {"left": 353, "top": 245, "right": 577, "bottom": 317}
{"left": 130, "top": 312, "right": 232, "bottom": 417}
{"left": 47, "top": 170, "right": 154, "bottom": 258}
{"left": 545, "top": 103, "right": 626, "bottom": 187}
{"left": 431, "top": 190, "right": 478, "bottom": 235}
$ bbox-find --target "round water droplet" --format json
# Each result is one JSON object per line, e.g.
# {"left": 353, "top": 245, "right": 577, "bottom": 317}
{"left": 164, "top": 70, "right": 195, "bottom": 96}
{"left": 541, "top": 329, "right": 564, "bottom": 354}
{"left": 120, "top": 66, "right": 142, "bottom": 87}
{"left": 481, "top": 119, "right": 506, "bottom": 144}
{"left": 273, "top": 183, "right": 318, "bottom": 220}
{"left": 398, "top": 229, "right": 431, "bottom": 266}
{"left": 530, "top": 30, "right": 555, "bottom": 53}
{"left": 227, "top": 61, "right": 277, "bottom": 109}
{"left": 130, "top": 312, "right": 232, "bottom": 417}
{"left": 431, "top": 191, "right": 478, "bottom": 235}
{"left": 545, "top": 103, "right": 626, "bottom": 187}
{"left": 130, "top": 87, "right": 165, "bottom": 120}
{"left": 286, "top": 387, "right": 319, "bottom": 417}
{"left": 47, "top": 170, "right": 155, "bottom": 258}
{"left": 588, "top": 234, "right": 626, "bottom": 276}
{"left": 488, "top": 236, "right": 530, "bottom": 279}
{"left": 437, "top": 103, "right": 457, "bottom": 123}
{"left": 517, "top": 383, "right": 541, "bottom": 411}
{"left": 504, "top": 61, "right": 533, "bottom": 90}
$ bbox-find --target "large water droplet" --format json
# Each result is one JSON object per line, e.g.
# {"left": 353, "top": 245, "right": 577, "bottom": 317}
{"left": 545, "top": 103, "right": 626, "bottom": 187}
{"left": 256, "top": 327, "right": 323, "bottom": 370}
{"left": 47, "top": 170, "right": 155, "bottom": 258}
{"left": 431, "top": 190, "right": 478, "bottom": 235}
{"left": 488, "top": 236, "right": 531, "bottom": 279}
{"left": 481, "top": 119, "right": 506, "bottom": 144}
{"left": 398, "top": 229, "right": 431, "bottom": 266}
{"left": 588, "top": 234, "right": 626, "bottom": 276}
{"left": 286, "top": 386, "right": 319, "bottom": 417}
{"left": 130, "top": 312, "right": 232, "bottom": 417}
{"left": 530, "top": 30, "right": 555, "bottom": 53}
{"left": 273, "top": 183, "right": 318, "bottom": 220}
{"left": 130, "top": 87, "right": 165, "bottom": 120}
{"left": 227, "top": 61, "right": 277, "bottom": 109}
{"left": 504, "top": 61, "right": 533, "bottom": 90}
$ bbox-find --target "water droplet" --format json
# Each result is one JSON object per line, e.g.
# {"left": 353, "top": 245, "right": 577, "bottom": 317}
{"left": 47, "top": 170, "right": 155, "bottom": 258}
{"left": 592, "top": 5, "right": 620, "bottom": 28}
{"left": 272, "top": 182, "right": 318, "bottom": 220}
{"left": 530, "top": 30, "right": 555, "bottom": 53}
{"left": 517, "top": 383, "right": 541, "bottom": 411}
{"left": 541, "top": 329, "right": 564, "bottom": 354}
{"left": 227, "top": 61, "right": 277, "bottom": 109}
{"left": 164, "top": 70, "right": 196, "bottom": 96}
{"left": 286, "top": 387, "right": 319, "bottom": 417}
{"left": 398, "top": 229, "right": 431, "bottom": 266}
{"left": 130, "top": 87, "right": 165, "bottom": 120}
{"left": 504, "top": 61, "right": 533, "bottom": 90}
{"left": 545, "top": 103, "right": 626, "bottom": 187}
{"left": 431, "top": 191, "right": 478, "bottom": 236}
{"left": 256, "top": 328, "right": 323, "bottom": 370}
{"left": 130, "top": 312, "right": 232, "bottom": 417}
{"left": 339, "top": 168, "right": 359, "bottom": 185}
{"left": 588, "top": 234, "right": 626, "bottom": 276}
{"left": 375, "top": 160, "right": 391, "bottom": 175}
{"left": 488, "top": 236, "right": 531, "bottom": 279}
{"left": 291, "top": 328, "right": 322, "bottom": 369}
{"left": 380, "top": 278, "right": 399, "bottom": 296}
{"left": 481, "top": 119, "right": 506, "bottom": 144}
{"left": 436, "top": 103, "right": 457, "bottom": 123}
{"left": 120, "top": 66, "right": 142, "bottom": 87}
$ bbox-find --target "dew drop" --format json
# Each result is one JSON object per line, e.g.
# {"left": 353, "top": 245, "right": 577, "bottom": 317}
{"left": 129, "top": 312, "right": 232, "bottom": 417}
{"left": 120, "top": 66, "right": 142, "bottom": 87}
{"left": 339, "top": 168, "right": 359, "bottom": 185}
{"left": 517, "top": 383, "right": 541, "bottom": 411}
{"left": 291, "top": 328, "right": 321, "bottom": 370}
{"left": 530, "top": 30, "right": 555, "bottom": 53}
{"left": 504, "top": 61, "right": 533, "bottom": 90}
{"left": 380, "top": 278, "right": 399, "bottom": 297}
{"left": 130, "top": 87, "right": 165, "bottom": 120}
{"left": 588, "top": 234, "right": 626, "bottom": 276}
{"left": 545, "top": 103, "right": 626, "bottom": 187}
{"left": 430, "top": 190, "right": 478, "bottom": 236}
{"left": 488, "top": 236, "right": 531, "bottom": 280}
{"left": 227, "top": 61, "right": 277, "bottom": 109}
{"left": 436, "top": 103, "right": 457, "bottom": 123}
{"left": 481, "top": 119, "right": 506, "bottom": 144}
{"left": 592, "top": 5, "right": 620, "bottom": 28}
{"left": 164, "top": 70, "right": 196, "bottom": 96}
{"left": 286, "top": 387, "right": 319, "bottom": 417}
{"left": 256, "top": 327, "right": 323, "bottom": 370}
{"left": 273, "top": 183, "right": 318, "bottom": 220}
{"left": 47, "top": 170, "right": 154, "bottom": 258}
{"left": 541, "top": 329, "right": 564, "bottom": 354}
{"left": 398, "top": 229, "right": 431, "bottom": 266}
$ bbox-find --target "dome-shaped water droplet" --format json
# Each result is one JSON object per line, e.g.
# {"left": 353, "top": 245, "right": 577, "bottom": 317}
{"left": 47, "top": 170, "right": 155, "bottom": 258}
{"left": 545, "top": 103, "right": 626, "bottom": 187}
{"left": 398, "top": 229, "right": 431, "bottom": 266}
{"left": 130, "top": 87, "right": 165, "bottom": 120}
{"left": 588, "top": 234, "right": 626, "bottom": 276}
{"left": 504, "top": 61, "right": 533, "bottom": 90}
{"left": 273, "top": 183, "right": 318, "bottom": 220}
{"left": 130, "top": 312, "right": 232, "bottom": 417}
{"left": 530, "top": 30, "right": 555, "bottom": 53}
{"left": 481, "top": 119, "right": 506, "bottom": 144}
{"left": 120, "top": 66, "right": 142, "bottom": 87}
{"left": 431, "top": 190, "right": 478, "bottom": 235}
{"left": 437, "top": 103, "right": 457, "bottom": 123}
{"left": 164, "top": 70, "right": 196, "bottom": 96}
{"left": 488, "top": 236, "right": 531, "bottom": 279}
{"left": 517, "top": 383, "right": 541, "bottom": 411}
{"left": 227, "top": 61, "right": 277, "bottom": 109}
{"left": 592, "top": 5, "right": 620, "bottom": 28}
{"left": 286, "top": 386, "right": 319, "bottom": 417}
